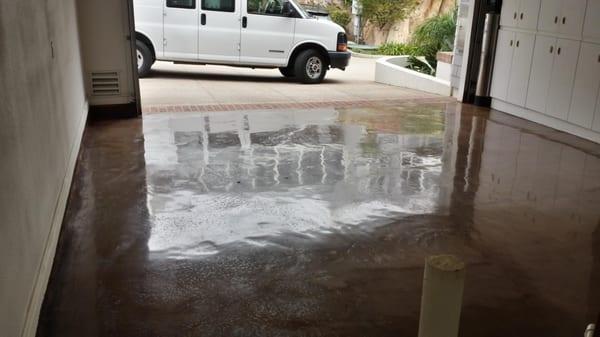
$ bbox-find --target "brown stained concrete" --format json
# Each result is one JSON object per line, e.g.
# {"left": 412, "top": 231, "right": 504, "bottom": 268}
{"left": 38, "top": 102, "right": 600, "bottom": 336}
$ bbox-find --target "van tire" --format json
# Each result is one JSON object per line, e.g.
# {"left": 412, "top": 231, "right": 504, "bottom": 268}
{"left": 279, "top": 66, "right": 295, "bottom": 78}
{"left": 136, "top": 40, "right": 153, "bottom": 78}
{"left": 294, "top": 49, "right": 327, "bottom": 84}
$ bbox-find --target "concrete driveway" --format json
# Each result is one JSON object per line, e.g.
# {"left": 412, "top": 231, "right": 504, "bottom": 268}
{"left": 140, "top": 56, "right": 443, "bottom": 112}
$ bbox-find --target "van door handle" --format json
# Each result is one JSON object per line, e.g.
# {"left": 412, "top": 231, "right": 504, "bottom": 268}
{"left": 201, "top": 13, "right": 206, "bottom": 25}
{"left": 242, "top": 16, "right": 247, "bottom": 28}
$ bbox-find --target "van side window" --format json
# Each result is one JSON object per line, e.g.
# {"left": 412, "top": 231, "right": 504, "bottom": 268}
{"left": 166, "top": 0, "right": 196, "bottom": 9}
{"left": 201, "top": 0, "right": 235, "bottom": 12}
{"left": 247, "top": 0, "right": 286, "bottom": 15}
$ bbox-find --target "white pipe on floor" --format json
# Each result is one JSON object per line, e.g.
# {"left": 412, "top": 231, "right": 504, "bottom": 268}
{"left": 418, "top": 255, "right": 466, "bottom": 337}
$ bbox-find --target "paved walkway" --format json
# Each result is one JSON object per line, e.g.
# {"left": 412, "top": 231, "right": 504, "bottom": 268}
{"left": 139, "top": 57, "right": 441, "bottom": 112}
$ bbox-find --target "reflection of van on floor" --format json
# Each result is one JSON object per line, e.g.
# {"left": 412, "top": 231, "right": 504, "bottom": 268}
{"left": 134, "top": 0, "right": 351, "bottom": 83}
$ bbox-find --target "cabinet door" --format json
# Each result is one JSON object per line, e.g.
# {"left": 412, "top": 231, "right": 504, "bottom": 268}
{"left": 526, "top": 36, "right": 556, "bottom": 112}
{"left": 568, "top": 43, "right": 600, "bottom": 128}
{"left": 491, "top": 30, "right": 515, "bottom": 101}
{"left": 559, "top": 0, "right": 587, "bottom": 37}
{"left": 584, "top": 0, "right": 600, "bottom": 41}
{"left": 507, "top": 32, "right": 536, "bottom": 106}
{"left": 501, "top": 0, "right": 520, "bottom": 28}
{"left": 518, "top": 0, "right": 541, "bottom": 30}
{"left": 547, "top": 39, "right": 581, "bottom": 119}
{"left": 538, "top": 0, "right": 561, "bottom": 33}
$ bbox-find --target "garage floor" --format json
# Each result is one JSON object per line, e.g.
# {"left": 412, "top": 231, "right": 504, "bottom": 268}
{"left": 38, "top": 101, "right": 600, "bottom": 336}
{"left": 139, "top": 58, "right": 440, "bottom": 112}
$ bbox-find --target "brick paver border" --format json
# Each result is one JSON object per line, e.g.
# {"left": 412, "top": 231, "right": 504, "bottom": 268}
{"left": 143, "top": 97, "right": 456, "bottom": 114}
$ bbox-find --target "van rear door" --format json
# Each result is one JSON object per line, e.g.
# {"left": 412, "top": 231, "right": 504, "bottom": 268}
{"left": 240, "top": 0, "right": 295, "bottom": 66}
{"left": 163, "top": 0, "right": 199, "bottom": 60}
{"left": 198, "top": 0, "right": 242, "bottom": 63}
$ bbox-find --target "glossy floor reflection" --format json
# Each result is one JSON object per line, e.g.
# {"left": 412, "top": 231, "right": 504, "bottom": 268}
{"left": 38, "top": 102, "right": 600, "bottom": 336}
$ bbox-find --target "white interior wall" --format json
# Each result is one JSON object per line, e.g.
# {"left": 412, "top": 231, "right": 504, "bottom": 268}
{"left": 0, "top": 1, "right": 88, "bottom": 336}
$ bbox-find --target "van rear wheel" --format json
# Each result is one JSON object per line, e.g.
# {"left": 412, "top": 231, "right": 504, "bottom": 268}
{"left": 294, "top": 49, "right": 327, "bottom": 84}
{"left": 279, "top": 66, "right": 295, "bottom": 78}
{"left": 136, "top": 40, "right": 153, "bottom": 78}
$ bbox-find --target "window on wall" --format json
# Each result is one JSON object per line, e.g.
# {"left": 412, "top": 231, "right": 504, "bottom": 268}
{"left": 202, "top": 0, "right": 235, "bottom": 12}
{"left": 248, "top": 0, "right": 287, "bottom": 15}
{"left": 166, "top": 0, "right": 196, "bottom": 8}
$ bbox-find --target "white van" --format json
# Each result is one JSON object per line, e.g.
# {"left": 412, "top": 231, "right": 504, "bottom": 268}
{"left": 133, "top": 0, "right": 350, "bottom": 83}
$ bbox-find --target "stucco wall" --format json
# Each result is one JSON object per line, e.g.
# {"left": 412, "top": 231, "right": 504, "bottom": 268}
{"left": 0, "top": 0, "right": 87, "bottom": 336}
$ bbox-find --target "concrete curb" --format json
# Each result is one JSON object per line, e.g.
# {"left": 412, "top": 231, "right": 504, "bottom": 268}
{"left": 349, "top": 50, "right": 387, "bottom": 59}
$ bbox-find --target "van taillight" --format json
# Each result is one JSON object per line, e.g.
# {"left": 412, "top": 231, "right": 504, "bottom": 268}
{"left": 337, "top": 32, "right": 348, "bottom": 52}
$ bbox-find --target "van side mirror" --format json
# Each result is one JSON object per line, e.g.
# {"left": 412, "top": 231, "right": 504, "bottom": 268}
{"left": 282, "top": 1, "right": 295, "bottom": 17}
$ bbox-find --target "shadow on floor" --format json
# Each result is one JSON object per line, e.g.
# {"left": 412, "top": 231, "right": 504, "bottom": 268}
{"left": 146, "top": 68, "right": 344, "bottom": 85}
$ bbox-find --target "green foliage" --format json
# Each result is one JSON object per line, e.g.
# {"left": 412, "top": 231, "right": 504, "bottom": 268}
{"left": 376, "top": 42, "right": 422, "bottom": 56}
{"left": 328, "top": 6, "right": 352, "bottom": 28}
{"left": 410, "top": 9, "right": 457, "bottom": 67}
{"left": 406, "top": 56, "right": 435, "bottom": 75}
{"left": 360, "top": 0, "right": 419, "bottom": 29}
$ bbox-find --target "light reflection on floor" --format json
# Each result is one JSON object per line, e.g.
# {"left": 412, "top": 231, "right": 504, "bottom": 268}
{"left": 143, "top": 107, "right": 447, "bottom": 256}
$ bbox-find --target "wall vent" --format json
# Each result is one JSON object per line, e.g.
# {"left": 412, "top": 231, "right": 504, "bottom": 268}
{"left": 91, "top": 71, "right": 120, "bottom": 96}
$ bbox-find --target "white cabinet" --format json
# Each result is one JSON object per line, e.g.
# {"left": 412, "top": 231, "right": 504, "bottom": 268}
{"left": 526, "top": 38, "right": 580, "bottom": 119}
{"left": 494, "top": 0, "right": 600, "bottom": 142}
{"left": 538, "top": 0, "right": 562, "bottom": 32}
{"left": 491, "top": 30, "right": 535, "bottom": 106}
{"left": 507, "top": 33, "right": 536, "bottom": 106}
{"left": 491, "top": 30, "right": 516, "bottom": 101}
{"left": 584, "top": 0, "right": 600, "bottom": 41}
{"left": 538, "top": 0, "right": 587, "bottom": 37}
{"left": 501, "top": 0, "right": 520, "bottom": 27}
{"left": 561, "top": 0, "right": 589, "bottom": 37}
{"left": 519, "top": 0, "right": 543, "bottom": 30}
{"left": 568, "top": 43, "right": 600, "bottom": 127}
{"left": 546, "top": 39, "right": 581, "bottom": 119}
{"left": 526, "top": 35, "right": 556, "bottom": 112}
{"left": 501, "top": 0, "right": 541, "bottom": 30}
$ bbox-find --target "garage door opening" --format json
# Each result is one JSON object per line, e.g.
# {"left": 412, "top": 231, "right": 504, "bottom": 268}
{"left": 132, "top": 0, "right": 451, "bottom": 114}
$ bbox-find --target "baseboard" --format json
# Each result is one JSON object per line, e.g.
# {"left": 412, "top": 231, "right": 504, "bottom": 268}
{"left": 20, "top": 101, "right": 89, "bottom": 337}
{"left": 89, "top": 101, "right": 139, "bottom": 119}
{"left": 491, "top": 99, "right": 600, "bottom": 144}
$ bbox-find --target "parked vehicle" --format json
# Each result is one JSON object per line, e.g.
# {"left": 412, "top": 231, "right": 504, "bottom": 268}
{"left": 134, "top": 0, "right": 350, "bottom": 83}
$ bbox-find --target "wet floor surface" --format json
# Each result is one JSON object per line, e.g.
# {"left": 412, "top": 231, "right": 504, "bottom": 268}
{"left": 38, "top": 102, "right": 600, "bottom": 336}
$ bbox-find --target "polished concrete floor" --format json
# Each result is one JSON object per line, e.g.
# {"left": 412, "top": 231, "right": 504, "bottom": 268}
{"left": 38, "top": 102, "right": 600, "bottom": 336}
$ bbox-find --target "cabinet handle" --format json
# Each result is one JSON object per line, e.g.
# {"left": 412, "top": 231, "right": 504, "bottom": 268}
{"left": 554, "top": 16, "right": 558, "bottom": 24}
{"left": 557, "top": 47, "right": 561, "bottom": 55}
{"left": 597, "top": 54, "right": 600, "bottom": 63}
{"left": 520, "top": 12, "right": 524, "bottom": 20}
{"left": 516, "top": 40, "right": 520, "bottom": 47}
{"left": 550, "top": 45, "right": 554, "bottom": 53}
{"left": 510, "top": 40, "right": 513, "bottom": 47}
{"left": 562, "top": 17, "right": 566, "bottom": 24}
{"left": 514, "top": 12, "right": 518, "bottom": 20}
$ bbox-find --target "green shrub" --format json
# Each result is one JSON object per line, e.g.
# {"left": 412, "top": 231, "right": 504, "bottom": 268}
{"left": 360, "top": 0, "right": 419, "bottom": 29}
{"left": 406, "top": 56, "right": 435, "bottom": 75}
{"left": 377, "top": 42, "right": 422, "bottom": 56}
{"left": 411, "top": 10, "right": 457, "bottom": 68}
{"left": 329, "top": 7, "right": 352, "bottom": 28}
